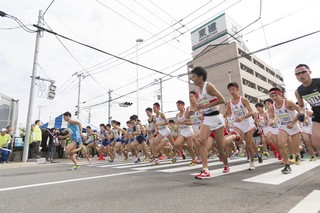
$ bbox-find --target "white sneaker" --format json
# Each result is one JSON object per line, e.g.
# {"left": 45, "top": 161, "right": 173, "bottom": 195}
{"left": 249, "top": 162, "right": 255, "bottom": 170}
{"left": 150, "top": 158, "right": 159, "bottom": 165}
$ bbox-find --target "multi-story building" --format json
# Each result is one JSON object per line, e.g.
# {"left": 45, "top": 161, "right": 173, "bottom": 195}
{"left": 188, "top": 13, "right": 285, "bottom": 110}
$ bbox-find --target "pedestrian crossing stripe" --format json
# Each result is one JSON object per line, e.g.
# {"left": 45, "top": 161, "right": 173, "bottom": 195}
{"left": 190, "top": 158, "right": 279, "bottom": 178}
{"left": 243, "top": 159, "right": 320, "bottom": 185}
{"left": 132, "top": 158, "right": 221, "bottom": 171}
{"left": 157, "top": 158, "right": 245, "bottom": 173}
{"left": 288, "top": 190, "right": 320, "bottom": 213}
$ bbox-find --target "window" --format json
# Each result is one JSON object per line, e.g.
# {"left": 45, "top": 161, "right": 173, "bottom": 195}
{"left": 240, "top": 63, "right": 254, "bottom": 75}
{"left": 244, "top": 94, "right": 258, "bottom": 104}
{"left": 257, "top": 85, "right": 268, "bottom": 94}
{"left": 253, "top": 58, "right": 265, "bottom": 70}
{"left": 238, "top": 48, "right": 252, "bottom": 61}
{"left": 276, "top": 74, "right": 284, "bottom": 82}
{"left": 255, "top": 72, "right": 267, "bottom": 82}
{"left": 242, "top": 78, "right": 256, "bottom": 89}
{"left": 268, "top": 79, "right": 277, "bottom": 87}
{"left": 266, "top": 67, "right": 275, "bottom": 76}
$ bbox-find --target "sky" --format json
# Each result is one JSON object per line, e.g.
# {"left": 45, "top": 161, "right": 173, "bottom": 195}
{"left": 1, "top": 0, "right": 320, "bottom": 128}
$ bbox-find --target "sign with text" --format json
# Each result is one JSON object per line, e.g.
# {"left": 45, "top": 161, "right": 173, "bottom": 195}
{"left": 38, "top": 83, "right": 47, "bottom": 98}
{"left": 191, "top": 13, "right": 227, "bottom": 50}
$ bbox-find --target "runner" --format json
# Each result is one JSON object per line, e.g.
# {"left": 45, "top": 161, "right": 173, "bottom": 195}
{"left": 185, "top": 91, "right": 202, "bottom": 163}
{"left": 225, "top": 82, "right": 262, "bottom": 170}
{"left": 59, "top": 112, "right": 90, "bottom": 170}
{"left": 254, "top": 103, "right": 269, "bottom": 157}
{"left": 174, "top": 100, "right": 196, "bottom": 166}
{"left": 299, "top": 107, "right": 317, "bottom": 161}
{"left": 263, "top": 98, "right": 280, "bottom": 159}
{"left": 150, "top": 102, "right": 176, "bottom": 165}
{"left": 189, "top": 66, "right": 228, "bottom": 179}
{"left": 295, "top": 64, "right": 320, "bottom": 156}
{"left": 268, "top": 87, "right": 302, "bottom": 174}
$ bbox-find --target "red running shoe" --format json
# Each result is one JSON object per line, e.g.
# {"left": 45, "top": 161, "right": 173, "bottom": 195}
{"left": 159, "top": 155, "right": 166, "bottom": 160}
{"left": 223, "top": 165, "right": 230, "bottom": 173}
{"left": 195, "top": 170, "right": 210, "bottom": 179}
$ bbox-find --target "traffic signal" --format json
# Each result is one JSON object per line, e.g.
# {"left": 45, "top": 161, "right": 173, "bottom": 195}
{"left": 119, "top": 102, "right": 133, "bottom": 107}
{"left": 47, "top": 84, "right": 57, "bottom": 100}
{"left": 75, "top": 111, "right": 78, "bottom": 116}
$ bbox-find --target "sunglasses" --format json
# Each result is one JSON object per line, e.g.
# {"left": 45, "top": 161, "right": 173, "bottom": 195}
{"left": 295, "top": 70, "right": 308, "bottom": 76}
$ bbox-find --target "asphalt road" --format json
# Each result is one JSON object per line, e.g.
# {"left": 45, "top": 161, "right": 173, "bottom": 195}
{"left": 0, "top": 155, "right": 319, "bottom": 213}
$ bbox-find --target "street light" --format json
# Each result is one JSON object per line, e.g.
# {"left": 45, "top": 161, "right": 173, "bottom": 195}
{"left": 136, "top": 38, "right": 143, "bottom": 117}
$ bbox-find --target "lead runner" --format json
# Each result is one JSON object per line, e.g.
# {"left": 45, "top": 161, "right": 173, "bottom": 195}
{"left": 190, "top": 66, "right": 229, "bottom": 179}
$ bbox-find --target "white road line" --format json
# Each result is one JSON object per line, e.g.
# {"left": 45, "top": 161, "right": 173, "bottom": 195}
{"left": 132, "top": 159, "right": 218, "bottom": 171}
{"left": 242, "top": 160, "right": 320, "bottom": 185}
{"left": 288, "top": 190, "right": 320, "bottom": 213}
{"left": 189, "top": 158, "right": 279, "bottom": 177}
{"left": 97, "top": 162, "right": 140, "bottom": 168}
{"left": 112, "top": 159, "right": 173, "bottom": 169}
{"left": 158, "top": 157, "right": 245, "bottom": 173}
{"left": 0, "top": 171, "right": 144, "bottom": 192}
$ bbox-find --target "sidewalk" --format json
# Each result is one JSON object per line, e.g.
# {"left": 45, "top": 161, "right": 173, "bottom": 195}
{"left": 0, "top": 158, "right": 70, "bottom": 169}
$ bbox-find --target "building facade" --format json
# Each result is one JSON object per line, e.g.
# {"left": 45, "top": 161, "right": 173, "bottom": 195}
{"left": 188, "top": 14, "right": 285, "bottom": 111}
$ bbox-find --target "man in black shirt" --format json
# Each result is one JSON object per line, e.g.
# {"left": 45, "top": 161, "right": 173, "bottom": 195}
{"left": 295, "top": 64, "right": 320, "bottom": 156}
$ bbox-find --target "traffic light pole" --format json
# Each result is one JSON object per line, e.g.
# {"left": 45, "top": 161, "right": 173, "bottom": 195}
{"left": 22, "top": 10, "right": 43, "bottom": 162}
{"left": 108, "top": 89, "right": 112, "bottom": 124}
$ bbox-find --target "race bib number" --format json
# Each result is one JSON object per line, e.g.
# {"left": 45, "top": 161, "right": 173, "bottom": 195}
{"left": 233, "top": 109, "right": 245, "bottom": 118}
{"left": 190, "top": 115, "right": 201, "bottom": 125}
{"left": 278, "top": 114, "right": 292, "bottom": 125}
{"left": 302, "top": 91, "right": 320, "bottom": 107}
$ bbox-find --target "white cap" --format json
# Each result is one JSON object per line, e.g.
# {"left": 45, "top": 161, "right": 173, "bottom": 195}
{"left": 1, "top": 128, "right": 7, "bottom": 132}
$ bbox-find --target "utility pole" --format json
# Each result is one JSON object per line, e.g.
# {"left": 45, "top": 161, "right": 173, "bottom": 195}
{"left": 37, "top": 105, "right": 46, "bottom": 120}
{"left": 108, "top": 89, "right": 112, "bottom": 124}
{"left": 228, "top": 70, "right": 232, "bottom": 83}
{"left": 136, "top": 38, "right": 143, "bottom": 117}
{"left": 22, "top": 10, "right": 43, "bottom": 162}
{"left": 160, "top": 78, "right": 163, "bottom": 112}
{"left": 73, "top": 72, "right": 86, "bottom": 119}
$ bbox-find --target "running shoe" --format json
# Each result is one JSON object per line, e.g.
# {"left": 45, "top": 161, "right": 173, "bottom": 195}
{"left": 182, "top": 151, "right": 186, "bottom": 160}
{"left": 144, "top": 157, "right": 149, "bottom": 162}
{"left": 194, "top": 158, "right": 202, "bottom": 164}
{"left": 159, "top": 155, "right": 166, "bottom": 160}
{"left": 309, "top": 155, "right": 317, "bottom": 161}
{"left": 108, "top": 159, "right": 114, "bottom": 163}
{"left": 88, "top": 158, "right": 92, "bottom": 165}
{"left": 150, "top": 158, "right": 159, "bottom": 165}
{"left": 171, "top": 158, "right": 177, "bottom": 164}
{"left": 134, "top": 158, "right": 141, "bottom": 163}
{"left": 289, "top": 155, "right": 295, "bottom": 163}
{"left": 281, "top": 164, "right": 291, "bottom": 174}
{"left": 249, "top": 162, "right": 255, "bottom": 170}
{"left": 263, "top": 152, "right": 270, "bottom": 157}
{"left": 71, "top": 165, "right": 80, "bottom": 170}
{"left": 258, "top": 154, "right": 263, "bottom": 163}
{"left": 123, "top": 158, "right": 128, "bottom": 162}
{"left": 222, "top": 165, "right": 230, "bottom": 173}
{"left": 195, "top": 169, "right": 210, "bottom": 179}
{"left": 239, "top": 153, "right": 245, "bottom": 157}
{"left": 295, "top": 155, "right": 301, "bottom": 165}
{"left": 188, "top": 161, "right": 196, "bottom": 167}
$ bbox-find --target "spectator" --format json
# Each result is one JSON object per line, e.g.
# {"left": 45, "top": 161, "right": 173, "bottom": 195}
{"left": 32, "top": 120, "right": 42, "bottom": 158}
{"left": 0, "top": 128, "right": 12, "bottom": 163}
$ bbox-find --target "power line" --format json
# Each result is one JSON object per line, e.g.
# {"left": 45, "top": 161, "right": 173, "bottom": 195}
{"left": 33, "top": 24, "right": 174, "bottom": 78}
{"left": 43, "top": 0, "right": 55, "bottom": 17}
{"left": 76, "top": 0, "right": 218, "bottom": 75}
